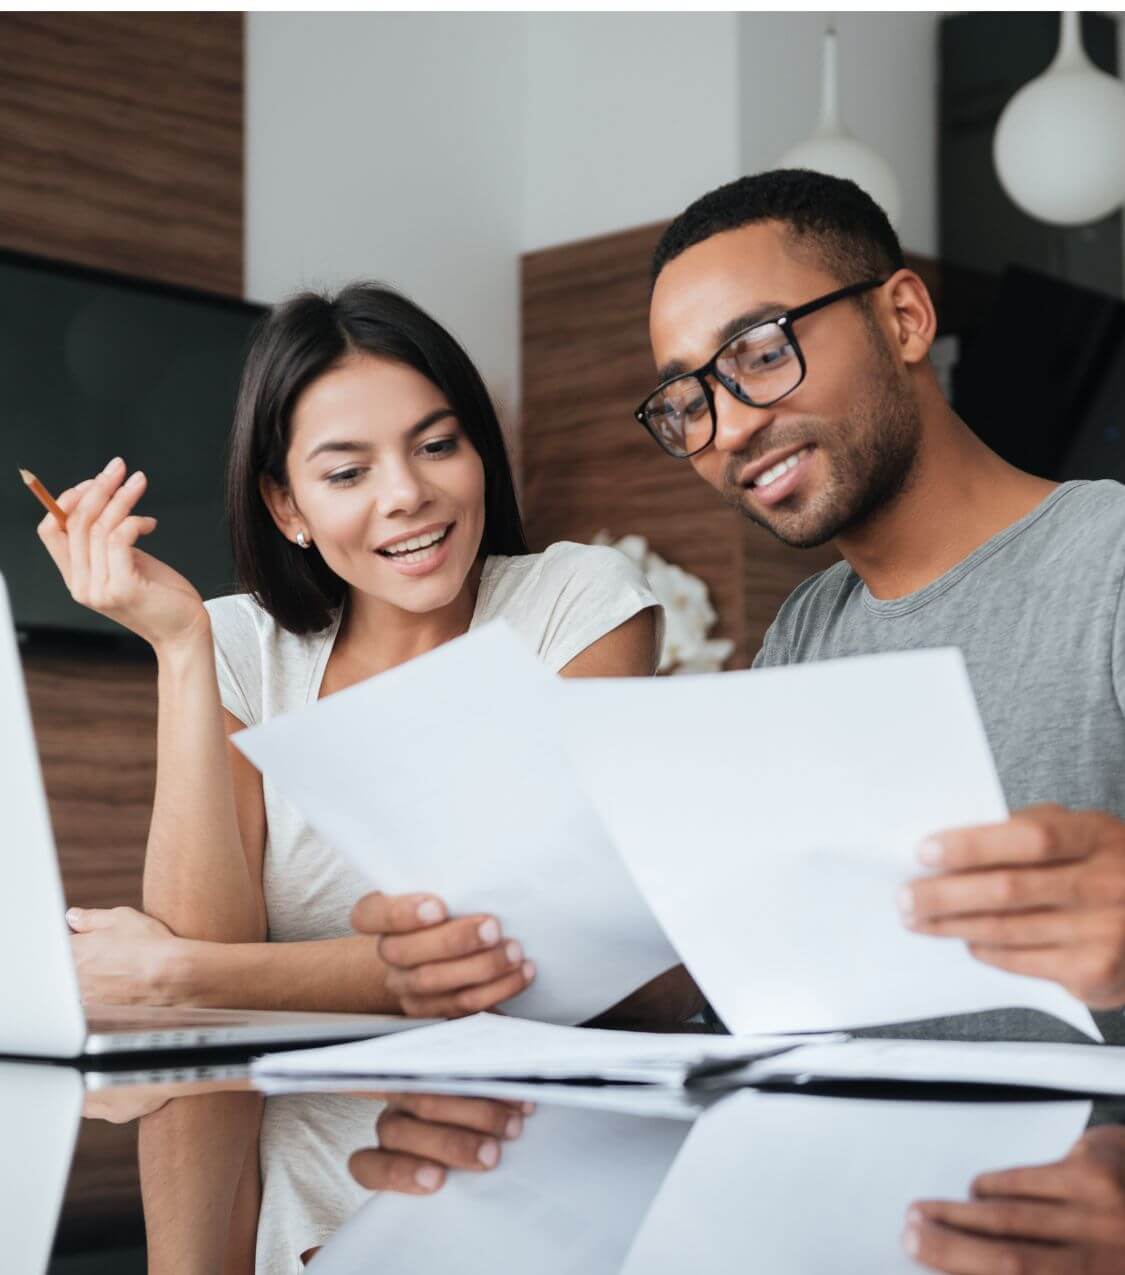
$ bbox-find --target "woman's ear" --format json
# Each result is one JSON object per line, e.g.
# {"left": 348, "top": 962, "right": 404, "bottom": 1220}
{"left": 259, "top": 475, "right": 305, "bottom": 546}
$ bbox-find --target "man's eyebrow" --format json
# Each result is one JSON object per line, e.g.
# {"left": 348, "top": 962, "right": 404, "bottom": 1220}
{"left": 655, "top": 303, "right": 787, "bottom": 384}
{"left": 304, "top": 408, "right": 456, "bottom": 462}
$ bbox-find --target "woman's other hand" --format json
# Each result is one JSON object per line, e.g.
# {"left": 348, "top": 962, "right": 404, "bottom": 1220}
{"left": 349, "top": 1093, "right": 533, "bottom": 1195}
{"left": 68, "top": 905, "right": 190, "bottom": 1006}
{"left": 37, "top": 456, "right": 208, "bottom": 652}
{"left": 350, "top": 892, "right": 535, "bottom": 1018}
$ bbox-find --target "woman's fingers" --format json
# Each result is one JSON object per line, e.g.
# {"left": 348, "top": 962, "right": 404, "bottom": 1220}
{"left": 391, "top": 939, "right": 527, "bottom": 998}
{"left": 379, "top": 1094, "right": 529, "bottom": 1141}
{"left": 378, "top": 913, "right": 509, "bottom": 969}
{"left": 89, "top": 470, "right": 149, "bottom": 598}
{"left": 36, "top": 481, "right": 94, "bottom": 585}
{"left": 376, "top": 1108, "right": 504, "bottom": 1171}
{"left": 396, "top": 962, "right": 536, "bottom": 1018}
{"left": 63, "top": 458, "right": 127, "bottom": 603}
{"left": 348, "top": 1147, "right": 447, "bottom": 1195}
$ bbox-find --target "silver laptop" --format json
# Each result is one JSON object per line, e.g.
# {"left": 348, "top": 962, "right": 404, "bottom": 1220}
{"left": 0, "top": 572, "right": 430, "bottom": 1057}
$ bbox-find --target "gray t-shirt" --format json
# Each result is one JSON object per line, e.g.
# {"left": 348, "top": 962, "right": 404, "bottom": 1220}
{"left": 754, "top": 479, "right": 1125, "bottom": 1044}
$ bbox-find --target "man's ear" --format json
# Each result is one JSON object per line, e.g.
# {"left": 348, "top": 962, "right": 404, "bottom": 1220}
{"left": 259, "top": 474, "right": 303, "bottom": 546}
{"left": 883, "top": 269, "right": 937, "bottom": 369}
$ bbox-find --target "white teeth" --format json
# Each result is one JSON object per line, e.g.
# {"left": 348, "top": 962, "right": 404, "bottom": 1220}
{"left": 754, "top": 448, "right": 807, "bottom": 489}
{"left": 382, "top": 527, "right": 449, "bottom": 557}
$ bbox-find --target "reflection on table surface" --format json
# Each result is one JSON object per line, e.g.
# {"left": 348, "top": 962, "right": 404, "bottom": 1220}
{"left": 7, "top": 1056, "right": 1125, "bottom": 1274}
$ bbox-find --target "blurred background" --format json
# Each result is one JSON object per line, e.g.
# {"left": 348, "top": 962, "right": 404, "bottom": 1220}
{"left": 4, "top": 12, "right": 1125, "bottom": 1263}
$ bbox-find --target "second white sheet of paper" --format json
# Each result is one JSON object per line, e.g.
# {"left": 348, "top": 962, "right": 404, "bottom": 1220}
{"left": 553, "top": 646, "right": 1099, "bottom": 1039}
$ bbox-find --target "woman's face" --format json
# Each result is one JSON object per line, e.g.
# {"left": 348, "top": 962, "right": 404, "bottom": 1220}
{"left": 275, "top": 353, "right": 487, "bottom": 616}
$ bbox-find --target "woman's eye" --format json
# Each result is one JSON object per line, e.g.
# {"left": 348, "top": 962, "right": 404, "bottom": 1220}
{"left": 326, "top": 468, "right": 364, "bottom": 487}
{"left": 419, "top": 437, "right": 457, "bottom": 458}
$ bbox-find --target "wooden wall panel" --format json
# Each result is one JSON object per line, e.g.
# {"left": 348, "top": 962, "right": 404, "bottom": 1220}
{"left": 521, "top": 222, "right": 837, "bottom": 668}
{"left": 23, "top": 651, "right": 156, "bottom": 910}
{"left": 0, "top": 13, "right": 243, "bottom": 295}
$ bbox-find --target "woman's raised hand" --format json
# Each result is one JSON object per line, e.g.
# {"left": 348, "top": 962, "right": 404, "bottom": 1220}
{"left": 37, "top": 457, "right": 208, "bottom": 652}
{"left": 351, "top": 892, "right": 536, "bottom": 1019}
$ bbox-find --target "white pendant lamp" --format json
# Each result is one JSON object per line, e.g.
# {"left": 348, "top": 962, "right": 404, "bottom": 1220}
{"left": 779, "top": 27, "right": 902, "bottom": 227}
{"left": 993, "top": 11, "right": 1125, "bottom": 226}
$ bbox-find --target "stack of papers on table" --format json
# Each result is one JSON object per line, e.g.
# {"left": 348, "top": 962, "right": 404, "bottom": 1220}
{"left": 251, "top": 1012, "right": 839, "bottom": 1087}
{"left": 252, "top": 1013, "right": 1125, "bottom": 1098}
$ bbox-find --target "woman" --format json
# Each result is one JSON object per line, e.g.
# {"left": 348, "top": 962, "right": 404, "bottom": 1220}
{"left": 37, "top": 282, "right": 665, "bottom": 1019}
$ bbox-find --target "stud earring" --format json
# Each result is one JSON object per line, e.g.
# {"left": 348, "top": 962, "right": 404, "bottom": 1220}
{"left": 295, "top": 530, "right": 311, "bottom": 549}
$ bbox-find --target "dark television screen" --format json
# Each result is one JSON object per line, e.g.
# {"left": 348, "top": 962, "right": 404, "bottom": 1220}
{"left": 0, "top": 249, "right": 265, "bottom": 640}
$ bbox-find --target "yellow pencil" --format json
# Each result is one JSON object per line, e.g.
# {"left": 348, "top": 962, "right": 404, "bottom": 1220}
{"left": 18, "top": 468, "right": 67, "bottom": 531}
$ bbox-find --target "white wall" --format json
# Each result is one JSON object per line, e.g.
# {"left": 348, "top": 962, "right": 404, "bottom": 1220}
{"left": 246, "top": 13, "right": 524, "bottom": 422}
{"left": 736, "top": 12, "right": 941, "bottom": 257}
{"left": 522, "top": 14, "right": 740, "bottom": 253}
{"left": 246, "top": 12, "right": 943, "bottom": 422}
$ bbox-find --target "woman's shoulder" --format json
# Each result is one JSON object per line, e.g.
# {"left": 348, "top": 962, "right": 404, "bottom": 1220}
{"left": 478, "top": 542, "right": 660, "bottom": 672}
{"left": 483, "top": 541, "right": 651, "bottom": 600}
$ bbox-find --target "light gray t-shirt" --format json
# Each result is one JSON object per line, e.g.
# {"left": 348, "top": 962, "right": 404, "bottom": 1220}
{"left": 754, "top": 479, "right": 1125, "bottom": 1044}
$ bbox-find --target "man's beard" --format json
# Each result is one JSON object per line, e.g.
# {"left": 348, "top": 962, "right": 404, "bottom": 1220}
{"left": 720, "top": 359, "right": 922, "bottom": 550}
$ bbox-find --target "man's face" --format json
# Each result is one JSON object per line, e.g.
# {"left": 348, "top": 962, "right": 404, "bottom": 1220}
{"left": 648, "top": 220, "right": 920, "bottom": 548}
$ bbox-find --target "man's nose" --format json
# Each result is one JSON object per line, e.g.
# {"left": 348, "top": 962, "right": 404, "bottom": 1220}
{"left": 711, "top": 381, "right": 776, "bottom": 455}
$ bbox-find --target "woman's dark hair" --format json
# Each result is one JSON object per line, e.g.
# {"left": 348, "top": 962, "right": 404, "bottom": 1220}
{"left": 227, "top": 282, "right": 527, "bottom": 635}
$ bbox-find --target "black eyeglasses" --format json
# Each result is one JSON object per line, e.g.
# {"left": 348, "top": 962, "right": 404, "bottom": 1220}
{"left": 634, "top": 278, "right": 886, "bottom": 459}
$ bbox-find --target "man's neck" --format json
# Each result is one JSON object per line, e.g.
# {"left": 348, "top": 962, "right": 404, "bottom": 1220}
{"left": 835, "top": 401, "right": 1058, "bottom": 601}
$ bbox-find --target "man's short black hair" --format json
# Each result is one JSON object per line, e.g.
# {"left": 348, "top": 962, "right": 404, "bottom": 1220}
{"left": 651, "top": 169, "right": 905, "bottom": 291}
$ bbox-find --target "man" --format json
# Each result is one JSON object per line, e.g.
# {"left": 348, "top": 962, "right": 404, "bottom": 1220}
{"left": 637, "top": 167, "right": 1125, "bottom": 1042}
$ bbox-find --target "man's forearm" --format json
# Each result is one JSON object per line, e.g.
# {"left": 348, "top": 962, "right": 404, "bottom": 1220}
{"left": 587, "top": 964, "right": 705, "bottom": 1027}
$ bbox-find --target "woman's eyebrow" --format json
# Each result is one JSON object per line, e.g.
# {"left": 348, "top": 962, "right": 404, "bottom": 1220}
{"left": 304, "top": 409, "right": 456, "bottom": 463}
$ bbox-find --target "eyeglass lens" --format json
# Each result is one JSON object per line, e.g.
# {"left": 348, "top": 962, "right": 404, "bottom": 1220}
{"left": 641, "top": 321, "right": 801, "bottom": 456}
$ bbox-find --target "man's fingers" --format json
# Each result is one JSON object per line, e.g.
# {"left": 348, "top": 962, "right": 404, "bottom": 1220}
{"left": 400, "top": 964, "right": 536, "bottom": 1019}
{"left": 908, "top": 907, "right": 1105, "bottom": 948}
{"left": 904, "top": 1208, "right": 1073, "bottom": 1274}
{"left": 348, "top": 1147, "right": 446, "bottom": 1194}
{"left": 376, "top": 1109, "right": 503, "bottom": 1171}
{"left": 913, "top": 1196, "right": 1087, "bottom": 1245}
{"left": 380, "top": 1093, "right": 528, "bottom": 1141}
{"left": 919, "top": 805, "right": 1103, "bottom": 873}
{"left": 903, "top": 864, "right": 1086, "bottom": 922}
{"left": 351, "top": 891, "right": 447, "bottom": 935}
{"left": 379, "top": 914, "right": 510, "bottom": 969}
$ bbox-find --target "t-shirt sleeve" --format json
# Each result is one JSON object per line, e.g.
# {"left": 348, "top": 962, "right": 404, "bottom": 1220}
{"left": 1113, "top": 561, "right": 1125, "bottom": 722}
{"left": 530, "top": 542, "right": 665, "bottom": 674}
{"left": 203, "top": 595, "right": 264, "bottom": 726}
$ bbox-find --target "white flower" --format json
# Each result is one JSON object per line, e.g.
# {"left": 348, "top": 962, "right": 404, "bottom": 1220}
{"left": 593, "top": 531, "right": 734, "bottom": 675}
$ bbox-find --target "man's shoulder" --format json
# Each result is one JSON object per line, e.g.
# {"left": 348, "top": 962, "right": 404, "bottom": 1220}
{"left": 755, "top": 559, "right": 858, "bottom": 667}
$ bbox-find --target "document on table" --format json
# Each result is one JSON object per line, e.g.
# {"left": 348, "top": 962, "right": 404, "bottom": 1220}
{"left": 622, "top": 1090, "right": 1092, "bottom": 1275}
{"left": 710, "top": 1036, "right": 1125, "bottom": 1096}
{"left": 554, "top": 648, "right": 1100, "bottom": 1040}
{"left": 310, "top": 1103, "right": 693, "bottom": 1275}
{"left": 234, "top": 623, "right": 679, "bottom": 1025}
{"left": 251, "top": 1011, "right": 843, "bottom": 1086}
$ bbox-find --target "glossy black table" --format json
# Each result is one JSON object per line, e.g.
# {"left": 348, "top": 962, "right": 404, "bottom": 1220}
{"left": 11, "top": 1047, "right": 1125, "bottom": 1274}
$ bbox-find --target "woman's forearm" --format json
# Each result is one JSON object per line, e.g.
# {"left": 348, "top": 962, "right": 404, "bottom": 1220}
{"left": 171, "top": 933, "right": 399, "bottom": 1014}
{"left": 143, "top": 618, "right": 263, "bottom": 942}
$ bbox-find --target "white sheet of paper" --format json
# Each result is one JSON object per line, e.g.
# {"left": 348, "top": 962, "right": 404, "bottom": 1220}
{"left": 234, "top": 622, "right": 678, "bottom": 1025}
{"left": 737, "top": 1036, "right": 1125, "bottom": 1095}
{"left": 622, "top": 1091, "right": 1093, "bottom": 1275}
{"left": 251, "top": 1011, "right": 843, "bottom": 1085}
{"left": 555, "top": 648, "right": 1099, "bottom": 1039}
{"left": 310, "top": 1103, "right": 693, "bottom": 1275}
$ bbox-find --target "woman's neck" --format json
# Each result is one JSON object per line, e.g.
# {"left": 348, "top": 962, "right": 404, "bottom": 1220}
{"left": 331, "top": 558, "right": 485, "bottom": 683}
